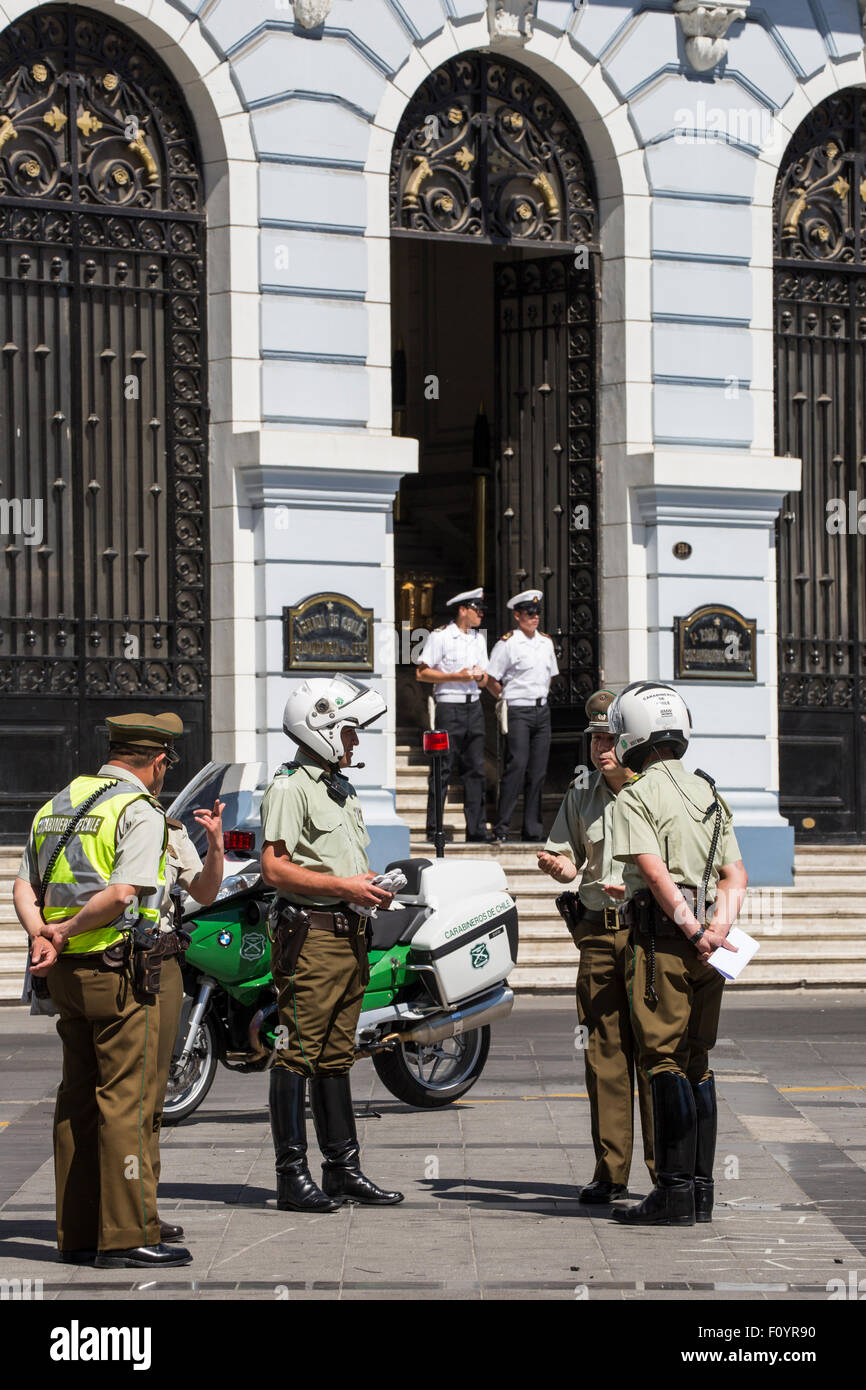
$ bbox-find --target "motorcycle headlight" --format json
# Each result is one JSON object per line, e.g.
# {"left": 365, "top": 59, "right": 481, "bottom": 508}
{"left": 214, "top": 872, "right": 262, "bottom": 903}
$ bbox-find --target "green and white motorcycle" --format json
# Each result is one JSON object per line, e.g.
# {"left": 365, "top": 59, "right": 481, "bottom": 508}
{"left": 163, "top": 763, "right": 518, "bottom": 1122}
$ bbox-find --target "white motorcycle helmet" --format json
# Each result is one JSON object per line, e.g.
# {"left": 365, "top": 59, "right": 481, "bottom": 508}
{"left": 608, "top": 681, "right": 693, "bottom": 772}
{"left": 282, "top": 675, "right": 386, "bottom": 766}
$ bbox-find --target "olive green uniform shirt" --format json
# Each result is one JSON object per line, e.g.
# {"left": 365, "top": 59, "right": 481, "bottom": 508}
{"left": 611, "top": 759, "right": 741, "bottom": 902}
{"left": 17, "top": 763, "right": 166, "bottom": 896}
{"left": 260, "top": 751, "right": 370, "bottom": 908}
{"left": 544, "top": 770, "right": 627, "bottom": 909}
{"left": 160, "top": 822, "right": 203, "bottom": 931}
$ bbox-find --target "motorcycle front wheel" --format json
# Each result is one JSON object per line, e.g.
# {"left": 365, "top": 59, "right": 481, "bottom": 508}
{"left": 163, "top": 1013, "right": 219, "bottom": 1124}
{"left": 372, "top": 1025, "right": 490, "bottom": 1108}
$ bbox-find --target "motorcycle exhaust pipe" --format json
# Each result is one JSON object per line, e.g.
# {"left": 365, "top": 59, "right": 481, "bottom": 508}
{"left": 394, "top": 985, "right": 514, "bottom": 1046}
{"left": 249, "top": 1001, "right": 277, "bottom": 1061}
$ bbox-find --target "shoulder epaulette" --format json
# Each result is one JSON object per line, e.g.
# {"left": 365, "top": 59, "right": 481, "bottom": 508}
{"left": 166, "top": 816, "right": 184, "bottom": 830}
{"left": 540, "top": 631, "right": 551, "bottom": 639}
{"left": 501, "top": 631, "right": 512, "bottom": 640}
{"left": 434, "top": 625, "right": 446, "bottom": 632}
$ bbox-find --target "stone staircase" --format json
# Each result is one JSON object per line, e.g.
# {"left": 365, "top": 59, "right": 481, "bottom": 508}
{"left": 395, "top": 730, "right": 866, "bottom": 989}
{"left": 2, "top": 752, "right": 866, "bottom": 997}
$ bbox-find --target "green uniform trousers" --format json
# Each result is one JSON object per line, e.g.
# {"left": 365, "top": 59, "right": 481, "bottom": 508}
{"left": 152, "top": 953, "right": 184, "bottom": 1189}
{"left": 626, "top": 933, "right": 725, "bottom": 1083}
{"left": 272, "top": 928, "right": 366, "bottom": 1078}
{"left": 47, "top": 955, "right": 161, "bottom": 1253}
{"left": 575, "top": 922, "right": 655, "bottom": 1185}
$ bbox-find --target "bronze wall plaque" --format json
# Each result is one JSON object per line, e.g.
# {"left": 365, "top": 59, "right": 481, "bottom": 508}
{"left": 674, "top": 604, "right": 757, "bottom": 681}
{"left": 283, "top": 593, "right": 374, "bottom": 672}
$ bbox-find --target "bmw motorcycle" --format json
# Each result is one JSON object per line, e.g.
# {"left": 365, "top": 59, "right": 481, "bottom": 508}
{"left": 163, "top": 763, "right": 518, "bottom": 1122}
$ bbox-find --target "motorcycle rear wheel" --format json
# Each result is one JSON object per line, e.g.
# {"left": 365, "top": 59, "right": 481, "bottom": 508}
{"left": 163, "top": 1014, "right": 219, "bottom": 1124}
{"left": 372, "top": 1025, "right": 490, "bottom": 1108}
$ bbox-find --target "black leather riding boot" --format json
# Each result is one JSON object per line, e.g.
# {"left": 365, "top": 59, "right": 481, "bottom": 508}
{"left": 612, "top": 1072, "right": 696, "bottom": 1227}
{"left": 310, "top": 1073, "right": 404, "bottom": 1206}
{"left": 269, "top": 1069, "right": 340, "bottom": 1213}
{"left": 693, "top": 1074, "right": 717, "bottom": 1223}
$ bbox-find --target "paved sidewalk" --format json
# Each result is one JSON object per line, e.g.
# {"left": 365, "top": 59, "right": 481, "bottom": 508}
{"left": 2, "top": 992, "right": 866, "bottom": 1300}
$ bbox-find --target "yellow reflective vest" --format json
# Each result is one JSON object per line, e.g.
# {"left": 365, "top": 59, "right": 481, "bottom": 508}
{"left": 30, "top": 775, "right": 167, "bottom": 955}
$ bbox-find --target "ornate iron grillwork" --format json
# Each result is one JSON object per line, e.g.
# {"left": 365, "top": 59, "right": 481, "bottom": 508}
{"left": 775, "top": 91, "right": 866, "bottom": 838}
{"left": 0, "top": 7, "right": 208, "bottom": 836}
{"left": 495, "top": 255, "right": 597, "bottom": 709}
{"left": 775, "top": 89, "right": 866, "bottom": 264}
{"left": 390, "top": 53, "right": 597, "bottom": 247}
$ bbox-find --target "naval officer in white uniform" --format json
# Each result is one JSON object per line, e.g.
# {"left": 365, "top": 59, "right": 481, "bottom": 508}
{"left": 487, "top": 589, "right": 559, "bottom": 842}
{"left": 415, "top": 587, "right": 494, "bottom": 843}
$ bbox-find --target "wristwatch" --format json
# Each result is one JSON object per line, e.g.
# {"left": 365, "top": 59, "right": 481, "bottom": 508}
{"left": 690, "top": 925, "right": 707, "bottom": 949}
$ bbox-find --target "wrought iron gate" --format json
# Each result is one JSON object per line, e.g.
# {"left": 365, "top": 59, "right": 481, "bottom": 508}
{"left": 0, "top": 7, "right": 208, "bottom": 838}
{"left": 494, "top": 255, "right": 597, "bottom": 711}
{"left": 390, "top": 53, "right": 599, "bottom": 724}
{"left": 774, "top": 90, "right": 866, "bottom": 839}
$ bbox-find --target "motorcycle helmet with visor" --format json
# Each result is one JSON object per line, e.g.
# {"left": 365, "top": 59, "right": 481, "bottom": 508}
{"left": 282, "top": 675, "right": 386, "bottom": 766}
{"left": 608, "top": 681, "right": 693, "bottom": 772}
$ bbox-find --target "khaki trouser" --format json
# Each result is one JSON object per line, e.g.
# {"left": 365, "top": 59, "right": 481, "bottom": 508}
{"left": 272, "top": 928, "right": 366, "bottom": 1077}
{"left": 575, "top": 921, "right": 655, "bottom": 1185}
{"left": 152, "top": 953, "right": 184, "bottom": 1189}
{"left": 626, "top": 933, "right": 725, "bottom": 1083}
{"left": 47, "top": 955, "right": 161, "bottom": 1253}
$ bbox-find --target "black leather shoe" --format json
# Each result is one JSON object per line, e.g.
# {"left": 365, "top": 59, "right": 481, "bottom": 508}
{"left": 693, "top": 1074, "right": 717, "bottom": 1223}
{"left": 579, "top": 1181, "right": 628, "bottom": 1205}
{"left": 311, "top": 1073, "right": 404, "bottom": 1206}
{"left": 270, "top": 1068, "right": 341, "bottom": 1213}
{"left": 58, "top": 1249, "right": 97, "bottom": 1264}
{"left": 95, "top": 1243, "right": 192, "bottom": 1268}
{"left": 159, "top": 1219, "right": 184, "bottom": 1243}
{"left": 612, "top": 1072, "right": 696, "bottom": 1227}
{"left": 466, "top": 832, "right": 495, "bottom": 843}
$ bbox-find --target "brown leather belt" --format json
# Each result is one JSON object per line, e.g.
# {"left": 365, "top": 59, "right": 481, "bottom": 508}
{"left": 306, "top": 907, "right": 366, "bottom": 935}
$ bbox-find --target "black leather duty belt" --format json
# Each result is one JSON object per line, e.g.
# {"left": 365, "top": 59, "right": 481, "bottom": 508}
{"left": 579, "top": 905, "right": 620, "bottom": 931}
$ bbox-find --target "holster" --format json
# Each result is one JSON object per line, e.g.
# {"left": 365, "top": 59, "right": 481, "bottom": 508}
{"left": 269, "top": 899, "right": 311, "bottom": 976}
{"left": 129, "top": 928, "right": 163, "bottom": 995}
{"left": 621, "top": 888, "right": 680, "bottom": 939}
{"left": 555, "top": 890, "right": 582, "bottom": 945}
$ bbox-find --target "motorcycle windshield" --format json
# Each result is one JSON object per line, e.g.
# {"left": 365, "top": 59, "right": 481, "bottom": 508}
{"left": 166, "top": 761, "right": 267, "bottom": 858}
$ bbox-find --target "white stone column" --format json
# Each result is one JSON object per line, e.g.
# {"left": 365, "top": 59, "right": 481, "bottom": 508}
{"left": 237, "top": 430, "right": 418, "bottom": 870}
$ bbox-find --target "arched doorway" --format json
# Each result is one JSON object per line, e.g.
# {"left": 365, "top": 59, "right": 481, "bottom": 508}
{"left": 774, "top": 90, "right": 866, "bottom": 839}
{"left": 0, "top": 5, "right": 209, "bottom": 838}
{"left": 389, "top": 52, "right": 599, "bottom": 798}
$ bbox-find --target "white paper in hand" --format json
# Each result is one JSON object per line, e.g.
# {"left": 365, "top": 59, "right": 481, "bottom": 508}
{"left": 708, "top": 925, "right": 760, "bottom": 981}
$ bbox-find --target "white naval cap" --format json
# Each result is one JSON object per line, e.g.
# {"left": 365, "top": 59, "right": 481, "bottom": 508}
{"left": 446, "top": 587, "right": 485, "bottom": 608}
{"left": 507, "top": 589, "right": 543, "bottom": 610}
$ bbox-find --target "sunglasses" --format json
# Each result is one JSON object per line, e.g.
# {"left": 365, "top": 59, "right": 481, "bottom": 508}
{"left": 517, "top": 605, "right": 540, "bottom": 616}
{"left": 465, "top": 602, "right": 486, "bottom": 614}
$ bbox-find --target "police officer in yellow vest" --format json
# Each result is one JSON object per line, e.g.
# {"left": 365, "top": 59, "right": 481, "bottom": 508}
{"left": 606, "top": 683, "right": 747, "bottom": 1227}
{"left": 13, "top": 712, "right": 192, "bottom": 1268}
{"left": 261, "top": 676, "right": 404, "bottom": 1212}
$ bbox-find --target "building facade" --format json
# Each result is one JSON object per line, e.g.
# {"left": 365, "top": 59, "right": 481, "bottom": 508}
{"left": 3, "top": 0, "right": 866, "bottom": 882}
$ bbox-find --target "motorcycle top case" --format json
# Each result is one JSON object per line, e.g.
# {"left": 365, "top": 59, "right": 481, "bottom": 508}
{"left": 406, "top": 861, "right": 517, "bottom": 1006}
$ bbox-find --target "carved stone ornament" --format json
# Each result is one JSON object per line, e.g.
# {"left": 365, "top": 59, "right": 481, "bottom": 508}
{"left": 674, "top": 1, "right": 749, "bottom": 73}
{"left": 293, "top": 0, "right": 332, "bottom": 29}
{"left": 489, "top": 1, "right": 535, "bottom": 43}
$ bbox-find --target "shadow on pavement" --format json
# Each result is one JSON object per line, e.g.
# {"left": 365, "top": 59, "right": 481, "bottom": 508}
{"left": 421, "top": 1176, "right": 638, "bottom": 1215}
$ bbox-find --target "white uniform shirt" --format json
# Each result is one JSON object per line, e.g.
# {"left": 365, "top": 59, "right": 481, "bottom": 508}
{"left": 487, "top": 628, "right": 559, "bottom": 704}
{"left": 417, "top": 622, "right": 489, "bottom": 701}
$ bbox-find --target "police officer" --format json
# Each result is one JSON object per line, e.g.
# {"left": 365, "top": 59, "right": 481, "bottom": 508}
{"left": 261, "top": 675, "right": 404, "bottom": 1213}
{"left": 416, "top": 587, "right": 494, "bottom": 843}
{"left": 607, "top": 682, "right": 747, "bottom": 1227}
{"left": 13, "top": 712, "right": 192, "bottom": 1268}
{"left": 151, "top": 801, "right": 225, "bottom": 1244}
{"left": 537, "top": 691, "right": 654, "bottom": 1204}
{"left": 488, "top": 589, "right": 559, "bottom": 842}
